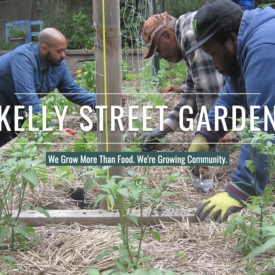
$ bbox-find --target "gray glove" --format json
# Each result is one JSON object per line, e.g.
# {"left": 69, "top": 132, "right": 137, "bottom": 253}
{"left": 138, "top": 126, "right": 167, "bottom": 152}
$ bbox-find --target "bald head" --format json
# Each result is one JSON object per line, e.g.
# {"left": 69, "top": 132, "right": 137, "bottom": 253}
{"left": 38, "top": 28, "right": 67, "bottom": 67}
{"left": 38, "top": 28, "right": 66, "bottom": 48}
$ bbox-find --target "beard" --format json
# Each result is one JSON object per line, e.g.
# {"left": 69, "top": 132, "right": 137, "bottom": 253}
{"left": 45, "top": 50, "right": 64, "bottom": 67}
{"left": 221, "top": 48, "right": 240, "bottom": 78}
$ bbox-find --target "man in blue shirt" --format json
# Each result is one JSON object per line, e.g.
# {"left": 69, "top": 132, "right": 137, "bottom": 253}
{"left": 0, "top": 28, "right": 96, "bottom": 147}
{"left": 186, "top": 0, "right": 275, "bottom": 222}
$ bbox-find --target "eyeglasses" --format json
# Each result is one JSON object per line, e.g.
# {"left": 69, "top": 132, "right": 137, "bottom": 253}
{"left": 152, "top": 31, "right": 163, "bottom": 56}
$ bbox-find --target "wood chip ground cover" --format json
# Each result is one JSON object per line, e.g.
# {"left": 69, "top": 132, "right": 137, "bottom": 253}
{"left": 1, "top": 92, "right": 275, "bottom": 274}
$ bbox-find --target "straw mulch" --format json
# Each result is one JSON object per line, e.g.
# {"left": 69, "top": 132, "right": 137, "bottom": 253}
{"left": 1, "top": 91, "right": 275, "bottom": 274}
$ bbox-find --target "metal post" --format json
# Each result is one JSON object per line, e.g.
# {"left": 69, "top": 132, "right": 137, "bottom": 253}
{"left": 93, "top": 0, "right": 124, "bottom": 209}
{"left": 161, "top": 0, "right": 165, "bottom": 12}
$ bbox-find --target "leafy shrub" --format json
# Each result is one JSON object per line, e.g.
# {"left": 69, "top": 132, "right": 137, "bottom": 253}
{"left": 69, "top": 8, "right": 94, "bottom": 49}
{"left": 76, "top": 62, "right": 96, "bottom": 93}
{"left": 0, "top": 38, "right": 12, "bottom": 50}
{"left": 8, "top": 27, "right": 27, "bottom": 38}
{"left": 42, "top": 89, "right": 76, "bottom": 115}
{"left": 157, "top": 59, "right": 186, "bottom": 87}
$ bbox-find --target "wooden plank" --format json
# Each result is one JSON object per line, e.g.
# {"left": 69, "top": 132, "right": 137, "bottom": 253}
{"left": 12, "top": 208, "right": 197, "bottom": 226}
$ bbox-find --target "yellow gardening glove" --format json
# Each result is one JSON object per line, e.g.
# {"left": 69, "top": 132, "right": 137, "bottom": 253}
{"left": 188, "top": 136, "right": 209, "bottom": 153}
{"left": 195, "top": 192, "right": 243, "bottom": 223}
{"left": 188, "top": 136, "right": 209, "bottom": 173}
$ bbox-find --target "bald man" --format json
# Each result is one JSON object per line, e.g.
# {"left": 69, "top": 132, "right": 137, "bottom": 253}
{"left": 0, "top": 28, "right": 96, "bottom": 147}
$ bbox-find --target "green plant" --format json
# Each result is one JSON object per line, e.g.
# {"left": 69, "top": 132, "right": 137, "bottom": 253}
{"left": 22, "top": 108, "right": 60, "bottom": 150}
{"left": 170, "top": 62, "right": 187, "bottom": 86}
{"left": 224, "top": 119, "right": 275, "bottom": 272}
{"left": 76, "top": 61, "right": 96, "bottom": 93}
{"left": 0, "top": 37, "right": 12, "bottom": 50}
{"left": 8, "top": 27, "right": 27, "bottom": 38}
{"left": 122, "top": 58, "right": 135, "bottom": 81}
{"left": 82, "top": 166, "right": 183, "bottom": 273}
{"left": 0, "top": 139, "right": 51, "bottom": 251}
{"left": 157, "top": 60, "right": 187, "bottom": 87}
{"left": 42, "top": 89, "right": 76, "bottom": 115}
{"left": 69, "top": 132, "right": 97, "bottom": 153}
{"left": 70, "top": 8, "right": 94, "bottom": 49}
{"left": 225, "top": 188, "right": 275, "bottom": 256}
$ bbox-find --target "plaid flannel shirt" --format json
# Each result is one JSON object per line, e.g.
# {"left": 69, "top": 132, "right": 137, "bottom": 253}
{"left": 164, "top": 12, "right": 225, "bottom": 131}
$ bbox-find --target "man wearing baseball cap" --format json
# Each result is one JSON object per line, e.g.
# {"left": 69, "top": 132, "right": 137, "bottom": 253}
{"left": 139, "top": 11, "right": 225, "bottom": 152}
{"left": 187, "top": 0, "right": 275, "bottom": 222}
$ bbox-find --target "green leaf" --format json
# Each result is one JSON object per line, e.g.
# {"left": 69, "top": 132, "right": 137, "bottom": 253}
{"left": 93, "top": 194, "right": 108, "bottom": 209}
{"left": 14, "top": 226, "right": 42, "bottom": 242}
{"left": 118, "top": 246, "right": 128, "bottom": 258}
{"left": 68, "top": 173, "right": 76, "bottom": 181}
{"left": 5, "top": 195, "right": 13, "bottom": 202}
{"left": 102, "top": 166, "right": 112, "bottom": 171}
{"left": 23, "top": 171, "right": 38, "bottom": 190}
{"left": 126, "top": 74, "right": 135, "bottom": 80}
{"left": 127, "top": 170, "right": 135, "bottom": 177}
{"left": 239, "top": 222, "right": 247, "bottom": 233}
{"left": 116, "top": 261, "right": 126, "bottom": 272}
{"left": 248, "top": 243, "right": 256, "bottom": 251}
{"left": 124, "top": 147, "right": 133, "bottom": 152}
{"left": 34, "top": 207, "right": 52, "bottom": 221}
{"left": 127, "top": 215, "right": 138, "bottom": 226}
{"left": 149, "top": 268, "right": 163, "bottom": 275}
{"left": 117, "top": 188, "right": 128, "bottom": 197}
{"left": 52, "top": 180, "right": 59, "bottom": 186}
{"left": 149, "top": 230, "right": 161, "bottom": 242}
{"left": 262, "top": 237, "right": 275, "bottom": 251}
{"left": 85, "top": 178, "right": 96, "bottom": 193}
{"left": 234, "top": 241, "right": 245, "bottom": 250}
{"left": 0, "top": 226, "right": 10, "bottom": 243}
{"left": 241, "top": 247, "right": 250, "bottom": 256}
{"left": 262, "top": 225, "right": 275, "bottom": 236}
{"left": 0, "top": 256, "right": 17, "bottom": 262}
{"left": 85, "top": 269, "right": 100, "bottom": 275}
{"left": 133, "top": 120, "right": 143, "bottom": 131}
{"left": 241, "top": 245, "right": 265, "bottom": 262}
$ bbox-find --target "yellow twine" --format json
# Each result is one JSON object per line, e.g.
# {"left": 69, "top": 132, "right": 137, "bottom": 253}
{"left": 102, "top": 0, "right": 113, "bottom": 211}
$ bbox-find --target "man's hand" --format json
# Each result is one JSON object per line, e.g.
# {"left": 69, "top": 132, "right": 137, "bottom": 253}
{"left": 164, "top": 86, "right": 182, "bottom": 94}
{"left": 188, "top": 136, "right": 209, "bottom": 174}
{"left": 63, "top": 128, "right": 76, "bottom": 136}
{"left": 195, "top": 192, "right": 243, "bottom": 223}
{"left": 138, "top": 126, "right": 167, "bottom": 152}
{"left": 188, "top": 136, "right": 209, "bottom": 152}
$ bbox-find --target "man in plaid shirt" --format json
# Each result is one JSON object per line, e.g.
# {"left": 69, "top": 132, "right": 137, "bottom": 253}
{"left": 139, "top": 12, "right": 225, "bottom": 152}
